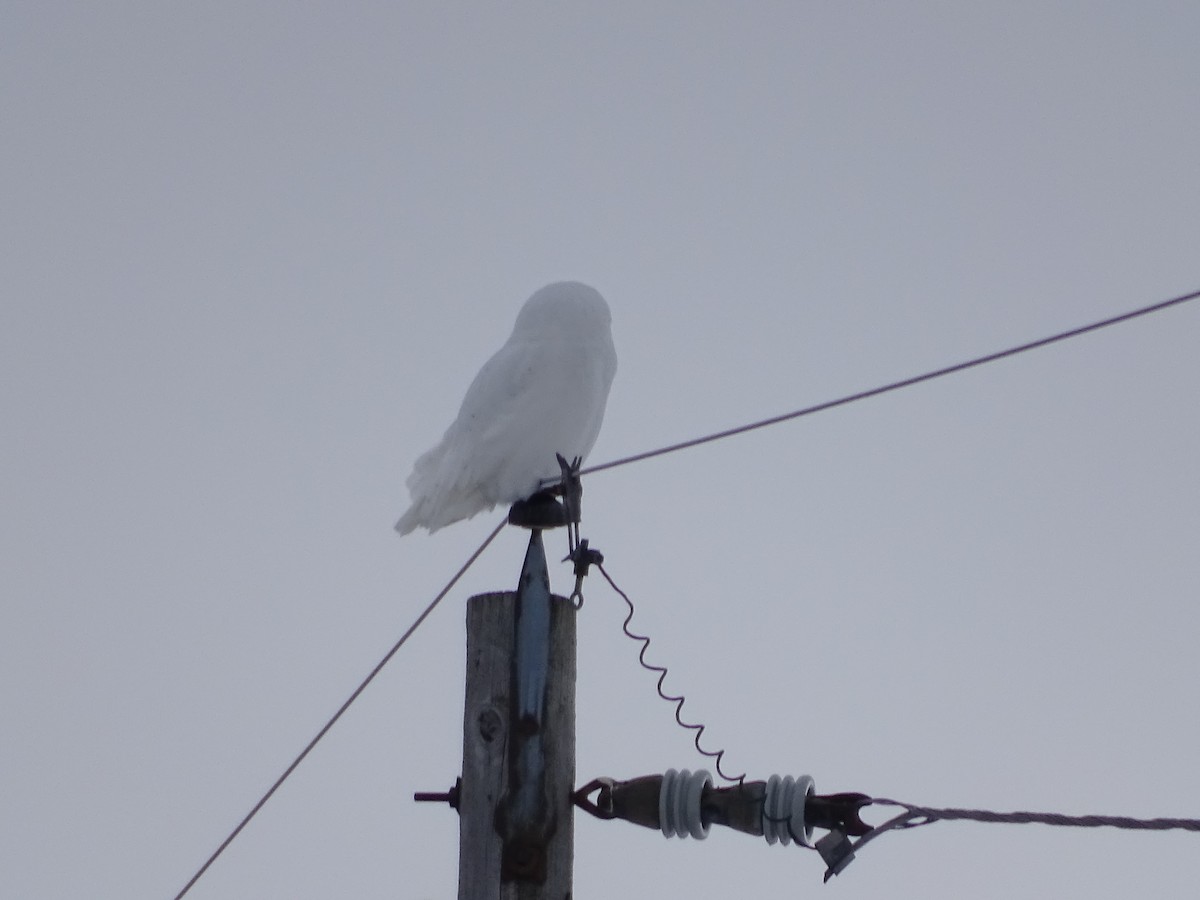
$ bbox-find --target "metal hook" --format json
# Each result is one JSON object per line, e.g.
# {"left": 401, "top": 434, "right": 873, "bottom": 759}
{"left": 805, "top": 792, "right": 873, "bottom": 837}
{"left": 572, "top": 778, "right": 617, "bottom": 820}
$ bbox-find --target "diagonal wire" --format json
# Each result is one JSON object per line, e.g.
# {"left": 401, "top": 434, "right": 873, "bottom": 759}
{"left": 583, "top": 287, "right": 1200, "bottom": 478}
{"left": 172, "top": 516, "right": 507, "bottom": 900}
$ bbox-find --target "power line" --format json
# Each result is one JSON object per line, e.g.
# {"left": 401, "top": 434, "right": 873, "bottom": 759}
{"left": 583, "top": 287, "right": 1200, "bottom": 478}
{"left": 821, "top": 797, "right": 1200, "bottom": 881}
{"left": 172, "top": 516, "right": 506, "bottom": 900}
{"left": 874, "top": 798, "right": 1200, "bottom": 832}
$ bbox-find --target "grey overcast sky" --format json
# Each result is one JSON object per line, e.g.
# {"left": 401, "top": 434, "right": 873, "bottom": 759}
{"left": 3, "top": 4, "right": 1199, "bottom": 898}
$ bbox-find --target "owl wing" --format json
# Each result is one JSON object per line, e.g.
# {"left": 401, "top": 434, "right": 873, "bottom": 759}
{"left": 395, "top": 337, "right": 539, "bottom": 533}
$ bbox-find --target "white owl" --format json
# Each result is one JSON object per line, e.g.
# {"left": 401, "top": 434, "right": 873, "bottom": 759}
{"left": 396, "top": 282, "right": 617, "bottom": 534}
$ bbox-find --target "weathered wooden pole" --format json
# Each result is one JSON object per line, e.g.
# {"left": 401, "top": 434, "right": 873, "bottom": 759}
{"left": 458, "top": 528, "right": 576, "bottom": 899}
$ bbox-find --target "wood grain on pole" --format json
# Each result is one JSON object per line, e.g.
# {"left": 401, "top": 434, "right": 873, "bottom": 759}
{"left": 459, "top": 591, "right": 576, "bottom": 900}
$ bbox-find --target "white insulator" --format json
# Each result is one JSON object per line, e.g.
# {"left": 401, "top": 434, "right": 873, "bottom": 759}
{"left": 658, "top": 768, "right": 712, "bottom": 839}
{"left": 762, "top": 774, "right": 815, "bottom": 847}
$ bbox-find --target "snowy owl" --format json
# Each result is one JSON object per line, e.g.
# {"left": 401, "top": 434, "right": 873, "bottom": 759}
{"left": 395, "top": 282, "right": 617, "bottom": 534}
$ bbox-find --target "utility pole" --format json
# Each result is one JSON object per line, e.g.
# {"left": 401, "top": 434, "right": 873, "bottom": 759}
{"left": 460, "top": 528, "right": 575, "bottom": 899}
{"left": 418, "top": 482, "right": 581, "bottom": 900}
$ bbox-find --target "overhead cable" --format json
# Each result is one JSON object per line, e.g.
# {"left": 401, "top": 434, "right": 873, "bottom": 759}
{"left": 820, "top": 796, "right": 1200, "bottom": 881}
{"left": 584, "top": 287, "right": 1200, "bottom": 477}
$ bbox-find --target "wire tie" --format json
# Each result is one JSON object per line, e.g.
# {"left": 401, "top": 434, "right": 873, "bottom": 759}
{"left": 564, "top": 538, "right": 603, "bottom": 609}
